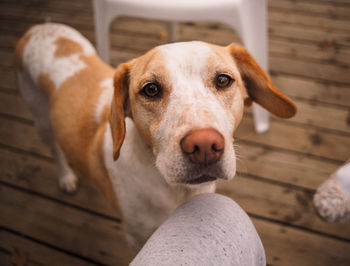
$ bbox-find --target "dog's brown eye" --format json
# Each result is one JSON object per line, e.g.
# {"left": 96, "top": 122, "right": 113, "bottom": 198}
{"left": 215, "top": 74, "right": 234, "bottom": 89}
{"left": 140, "top": 83, "right": 161, "bottom": 98}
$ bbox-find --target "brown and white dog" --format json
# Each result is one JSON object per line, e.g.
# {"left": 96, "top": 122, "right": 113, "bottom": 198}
{"left": 15, "top": 23, "right": 296, "bottom": 252}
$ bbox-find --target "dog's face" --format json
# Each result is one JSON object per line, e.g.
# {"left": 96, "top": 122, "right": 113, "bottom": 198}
{"left": 110, "top": 42, "right": 296, "bottom": 186}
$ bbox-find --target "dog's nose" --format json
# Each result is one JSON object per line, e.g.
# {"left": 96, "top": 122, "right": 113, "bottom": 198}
{"left": 181, "top": 129, "right": 224, "bottom": 165}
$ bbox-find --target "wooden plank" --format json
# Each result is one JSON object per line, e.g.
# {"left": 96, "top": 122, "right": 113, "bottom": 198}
{"left": 0, "top": 185, "right": 133, "bottom": 265}
{"left": 269, "top": 8, "right": 350, "bottom": 33}
{"left": 288, "top": 101, "right": 350, "bottom": 133}
{"left": 0, "top": 6, "right": 163, "bottom": 40}
{"left": 1, "top": 51, "right": 14, "bottom": 68}
{"left": 245, "top": 98, "right": 350, "bottom": 133}
{"left": 217, "top": 176, "right": 350, "bottom": 240}
{"left": 0, "top": 17, "right": 94, "bottom": 43}
{"left": 236, "top": 142, "right": 340, "bottom": 190}
{"left": 0, "top": 4, "right": 164, "bottom": 38}
{"left": 0, "top": 229, "right": 96, "bottom": 266}
{"left": 0, "top": 92, "right": 32, "bottom": 120}
{"left": 110, "top": 34, "right": 165, "bottom": 54}
{"left": 0, "top": 147, "right": 118, "bottom": 219}
{"left": 269, "top": 23, "right": 350, "bottom": 48}
{"left": 0, "top": 0, "right": 92, "bottom": 13}
{"left": 0, "top": 18, "right": 43, "bottom": 35}
{"left": 236, "top": 116, "right": 350, "bottom": 162}
{"left": 1, "top": 34, "right": 17, "bottom": 50}
{"left": 269, "top": 0, "right": 350, "bottom": 20}
{"left": 162, "top": 20, "right": 350, "bottom": 50}
{"left": 270, "top": 55, "right": 350, "bottom": 83}
{"left": 270, "top": 39, "right": 350, "bottom": 67}
{"left": 0, "top": 5, "right": 93, "bottom": 29}
{"left": 179, "top": 23, "right": 239, "bottom": 45}
{"left": 271, "top": 74, "right": 350, "bottom": 108}
{"left": 111, "top": 16, "right": 167, "bottom": 37}
{"left": 0, "top": 251, "right": 13, "bottom": 266}
{"left": 0, "top": 67, "right": 16, "bottom": 91}
{"left": 0, "top": 117, "right": 50, "bottom": 157}
{"left": 309, "top": 0, "right": 350, "bottom": 6}
{"left": 252, "top": 218, "right": 350, "bottom": 266}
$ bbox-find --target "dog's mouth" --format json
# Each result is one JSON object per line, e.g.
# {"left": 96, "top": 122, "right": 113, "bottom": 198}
{"left": 185, "top": 175, "right": 217, "bottom": 185}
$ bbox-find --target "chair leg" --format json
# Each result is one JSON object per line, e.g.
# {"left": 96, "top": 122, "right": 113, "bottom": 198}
{"left": 252, "top": 103, "right": 270, "bottom": 133}
{"left": 167, "top": 22, "right": 179, "bottom": 42}
{"left": 92, "top": 0, "right": 111, "bottom": 63}
{"left": 239, "top": 0, "right": 270, "bottom": 133}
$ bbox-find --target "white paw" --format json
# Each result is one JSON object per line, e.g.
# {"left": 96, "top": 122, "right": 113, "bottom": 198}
{"left": 59, "top": 172, "right": 78, "bottom": 193}
{"left": 313, "top": 176, "right": 350, "bottom": 223}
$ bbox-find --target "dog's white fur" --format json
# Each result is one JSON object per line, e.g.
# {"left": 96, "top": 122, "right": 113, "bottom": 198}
{"left": 15, "top": 23, "right": 296, "bottom": 252}
{"left": 154, "top": 42, "right": 239, "bottom": 183}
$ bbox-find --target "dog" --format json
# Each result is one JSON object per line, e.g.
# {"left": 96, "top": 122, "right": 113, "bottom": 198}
{"left": 15, "top": 23, "right": 296, "bottom": 252}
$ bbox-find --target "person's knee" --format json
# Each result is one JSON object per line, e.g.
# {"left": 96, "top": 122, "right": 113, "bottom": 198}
{"left": 131, "top": 193, "right": 266, "bottom": 266}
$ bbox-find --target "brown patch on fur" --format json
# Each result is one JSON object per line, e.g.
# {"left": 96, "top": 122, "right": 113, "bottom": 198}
{"left": 90, "top": 120, "right": 121, "bottom": 213}
{"left": 37, "top": 73, "right": 56, "bottom": 98}
{"left": 113, "top": 48, "right": 171, "bottom": 153}
{"left": 227, "top": 43, "right": 297, "bottom": 118}
{"left": 14, "top": 28, "right": 33, "bottom": 71}
{"left": 110, "top": 48, "right": 171, "bottom": 160}
{"left": 54, "top": 37, "right": 83, "bottom": 57}
{"left": 130, "top": 48, "right": 172, "bottom": 151}
{"left": 50, "top": 54, "right": 122, "bottom": 216}
{"left": 110, "top": 63, "right": 130, "bottom": 160}
{"left": 207, "top": 44, "right": 246, "bottom": 129}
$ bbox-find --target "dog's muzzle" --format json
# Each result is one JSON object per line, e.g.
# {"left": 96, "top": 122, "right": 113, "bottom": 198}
{"left": 180, "top": 128, "right": 224, "bottom": 165}
{"left": 179, "top": 128, "right": 225, "bottom": 184}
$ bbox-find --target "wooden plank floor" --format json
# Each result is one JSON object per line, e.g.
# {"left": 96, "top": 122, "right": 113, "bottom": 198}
{"left": 1, "top": 0, "right": 350, "bottom": 265}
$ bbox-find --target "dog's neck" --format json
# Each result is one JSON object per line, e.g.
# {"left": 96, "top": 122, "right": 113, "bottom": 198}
{"left": 103, "top": 118, "right": 215, "bottom": 250}
{"left": 105, "top": 118, "right": 216, "bottom": 208}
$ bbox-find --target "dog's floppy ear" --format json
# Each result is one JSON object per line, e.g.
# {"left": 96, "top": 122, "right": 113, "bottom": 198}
{"left": 110, "top": 62, "right": 131, "bottom": 161}
{"left": 228, "top": 43, "right": 297, "bottom": 118}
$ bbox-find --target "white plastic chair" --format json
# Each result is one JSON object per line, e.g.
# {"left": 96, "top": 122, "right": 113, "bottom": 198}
{"left": 92, "top": 0, "right": 270, "bottom": 133}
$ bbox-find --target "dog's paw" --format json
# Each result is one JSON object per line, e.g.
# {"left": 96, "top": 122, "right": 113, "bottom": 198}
{"left": 59, "top": 172, "right": 78, "bottom": 193}
{"left": 313, "top": 175, "right": 350, "bottom": 223}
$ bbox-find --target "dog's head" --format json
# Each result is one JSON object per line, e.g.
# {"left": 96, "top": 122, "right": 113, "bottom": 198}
{"left": 110, "top": 42, "right": 296, "bottom": 186}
